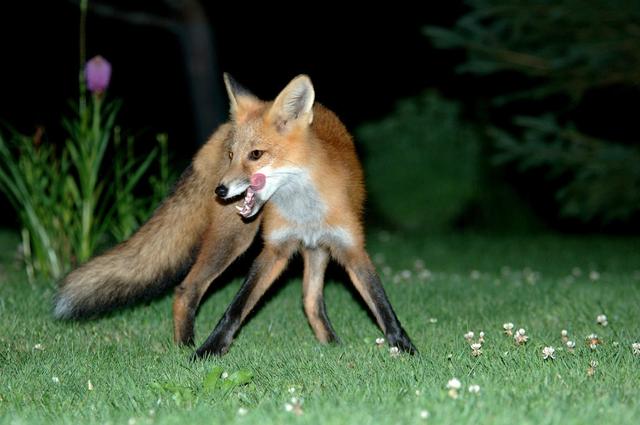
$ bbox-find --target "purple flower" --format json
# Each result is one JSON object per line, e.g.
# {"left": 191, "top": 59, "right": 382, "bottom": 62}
{"left": 85, "top": 56, "right": 112, "bottom": 95}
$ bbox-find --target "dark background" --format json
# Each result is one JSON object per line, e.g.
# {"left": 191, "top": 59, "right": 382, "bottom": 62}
{"left": 1, "top": 1, "right": 638, "bottom": 233}
{"left": 1, "top": 3, "right": 469, "bottom": 151}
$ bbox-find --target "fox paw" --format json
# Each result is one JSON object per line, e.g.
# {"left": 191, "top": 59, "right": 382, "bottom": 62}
{"left": 388, "top": 332, "right": 419, "bottom": 355}
{"left": 191, "top": 334, "right": 232, "bottom": 360}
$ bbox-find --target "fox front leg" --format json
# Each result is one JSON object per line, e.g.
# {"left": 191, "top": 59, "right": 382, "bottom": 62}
{"left": 173, "top": 219, "right": 260, "bottom": 346}
{"left": 193, "top": 244, "right": 293, "bottom": 358}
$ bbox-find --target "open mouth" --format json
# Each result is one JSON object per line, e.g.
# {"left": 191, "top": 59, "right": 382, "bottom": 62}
{"left": 235, "top": 173, "right": 266, "bottom": 218}
{"left": 236, "top": 187, "right": 257, "bottom": 217}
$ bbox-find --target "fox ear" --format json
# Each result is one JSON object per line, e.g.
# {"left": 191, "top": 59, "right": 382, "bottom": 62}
{"left": 223, "top": 73, "right": 260, "bottom": 121}
{"left": 269, "top": 75, "right": 315, "bottom": 132}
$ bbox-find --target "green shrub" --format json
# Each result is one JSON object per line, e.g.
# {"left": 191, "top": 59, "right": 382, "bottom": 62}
{"left": 492, "top": 116, "right": 640, "bottom": 222}
{"left": 0, "top": 74, "right": 171, "bottom": 282}
{"left": 424, "top": 0, "right": 640, "bottom": 225}
{"left": 0, "top": 1, "right": 175, "bottom": 281}
{"left": 357, "top": 92, "right": 481, "bottom": 233}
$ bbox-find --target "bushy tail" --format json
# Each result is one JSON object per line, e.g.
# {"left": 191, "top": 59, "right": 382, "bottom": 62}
{"left": 54, "top": 126, "right": 229, "bottom": 319}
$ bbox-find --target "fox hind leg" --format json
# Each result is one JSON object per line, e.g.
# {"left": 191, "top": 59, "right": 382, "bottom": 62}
{"left": 338, "top": 248, "right": 417, "bottom": 354}
{"left": 302, "top": 247, "right": 339, "bottom": 343}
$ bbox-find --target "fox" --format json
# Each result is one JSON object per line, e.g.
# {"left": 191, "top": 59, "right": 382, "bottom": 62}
{"left": 55, "top": 74, "right": 417, "bottom": 358}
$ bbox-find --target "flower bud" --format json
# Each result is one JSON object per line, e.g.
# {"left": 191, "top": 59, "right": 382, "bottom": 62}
{"left": 85, "top": 55, "right": 112, "bottom": 95}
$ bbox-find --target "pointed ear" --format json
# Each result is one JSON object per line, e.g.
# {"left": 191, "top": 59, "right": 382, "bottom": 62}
{"left": 269, "top": 75, "right": 315, "bottom": 132}
{"left": 223, "top": 73, "right": 261, "bottom": 121}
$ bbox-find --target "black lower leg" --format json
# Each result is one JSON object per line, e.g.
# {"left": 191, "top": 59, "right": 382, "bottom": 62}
{"left": 193, "top": 247, "right": 289, "bottom": 359}
{"left": 355, "top": 267, "right": 417, "bottom": 354}
{"left": 193, "top": 275, "right": 255, "bottom": 358}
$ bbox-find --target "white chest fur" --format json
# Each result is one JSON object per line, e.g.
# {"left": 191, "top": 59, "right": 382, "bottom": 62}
{"left": 266, "top": 168, "right": 353, "bottom": 248}
{"left": 271, "top": 169, "right": 326, "bottom": 224}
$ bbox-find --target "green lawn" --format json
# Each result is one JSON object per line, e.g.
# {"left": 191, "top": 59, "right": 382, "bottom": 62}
{"left": 1, "top": 230, "right": 639, "bottom": 424}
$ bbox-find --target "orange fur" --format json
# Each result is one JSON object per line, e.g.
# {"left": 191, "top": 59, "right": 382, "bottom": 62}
{"left": 193, "top": 74, "right": 416, "bottom": 357}
{"left": 56, "top": 74, "right": 416, "bottom": 357}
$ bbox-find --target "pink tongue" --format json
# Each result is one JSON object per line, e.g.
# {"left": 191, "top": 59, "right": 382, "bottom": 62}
{"left": 250, "top": 173, "right": 266, "bottom": 191}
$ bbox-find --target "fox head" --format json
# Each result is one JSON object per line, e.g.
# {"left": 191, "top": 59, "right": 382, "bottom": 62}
{"left": 215, "top": 73, "right": 316, "bottom": 218}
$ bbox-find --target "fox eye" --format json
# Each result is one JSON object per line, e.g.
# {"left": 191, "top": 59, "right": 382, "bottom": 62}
{"left": 228, "top": 151, "right": 233, "bottom": 160}
{"left": 248, "top": 150, "right": 264, "bottom": 161}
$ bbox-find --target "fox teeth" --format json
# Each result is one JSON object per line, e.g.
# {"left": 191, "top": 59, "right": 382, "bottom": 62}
{"left": 235, "top": 187, "right": 256, "bottom": 217}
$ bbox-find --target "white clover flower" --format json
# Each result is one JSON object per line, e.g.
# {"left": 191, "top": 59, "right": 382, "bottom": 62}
{"left": 464, "top": 331, "right": 475, "bottom": 341}
{"left": 542, "top": 346, "right": 555, "bottom": 360}
{"left": 479, "top": 331, "right": 485, "bottom": 339}
{"left": 428, "top": 317, "right": 438, "bottom": 324}
{"left": 470, "top": 270, "right": 481, "bottom": 280}
{"left": 561, "top": 330, "right": 568, "bottom": 337}
{"left": 419, "top": 269, "right": 433, "bottom": 280}
{"left": 288, "top": 386, "right": 296, "bottom": 394}
{"left": 237, "top": 407, "right": 248, "bottom": 416}
{"left": 33, "top": 343, "right": 44, "bottom": 350}
{"left": 400, "top": 269, "right": 412, "bottom": 280}
{"left": 589, "top": 271, "right": 600, "bottom": 281}
{"left": 596, "top": 314, "right": 608, "bottom": 327}
{"left": 285, "top": 397, "right": 304, "bottom": 415}
{"left": 415, "top": 389, "right": 421, "bottom": 396}
{"left": 446, "top": 378, "right": 462, "bottom": 390}
{"left": 221, "top": 371, "right": 229, "bottom": 379}
{"left": 419, "top": 410, "right": 430, "bottom": 419}
{"left": 470, "top": 343, "right": 482, "bottom": 357}
{"left": 586, "top": 334, "right": 600, "bottom": 349}
{"left": 566, "top": 340, "right": 576, "bottom": 349}
{"left": 503, "top": 323, "right": 514, "bottom": 336}
{"left": 375, "top": 337, "right": 385, "bottom": 346}
{"left": 513, "top": 328, "right": 528, "bottom": 344}
{"left": 632, "top": 342, "right": 640, "bottom": 355}
{"left": 468, "top": 384, "right": 481, "bottom": 393}
{"left": 52, "top": 376, "right": 60, "bottom": 384}
{"left": 87, "top": 380, "right": 94, "bottom": 391}
{"left": 389, "top": 346, "right": 400, "bottom": 357}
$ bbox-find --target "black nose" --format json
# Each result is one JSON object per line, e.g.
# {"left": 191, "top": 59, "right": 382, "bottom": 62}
{"left": 215, "top": 184, "right": 228, "bottom": 198}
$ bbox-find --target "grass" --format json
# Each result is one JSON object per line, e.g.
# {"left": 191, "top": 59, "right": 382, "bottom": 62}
{"left": 1, "top": 229, "right": 639, "bottom": 424}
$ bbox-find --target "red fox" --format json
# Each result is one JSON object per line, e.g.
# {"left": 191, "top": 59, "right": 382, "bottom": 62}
{"left": 55, "top": 74, "right": 417, "bottom": 358}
